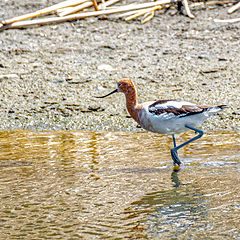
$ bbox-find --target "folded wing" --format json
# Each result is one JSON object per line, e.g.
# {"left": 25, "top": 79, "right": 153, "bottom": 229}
{"left": 148, "top": 100, "right": 210, "bottom": 118}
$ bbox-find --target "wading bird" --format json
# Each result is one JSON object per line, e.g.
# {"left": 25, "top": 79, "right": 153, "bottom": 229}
{"left": 96, "top": 78, "right": 226, "bottom": 171}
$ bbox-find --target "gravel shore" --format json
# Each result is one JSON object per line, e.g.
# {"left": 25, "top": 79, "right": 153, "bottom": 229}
{"left": 0, "top": 1, "right": 239, "bottom": 131}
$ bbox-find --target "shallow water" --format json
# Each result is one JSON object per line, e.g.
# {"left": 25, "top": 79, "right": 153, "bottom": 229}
{"left": 0, "top": 130, "right": 239, "bottom": 239}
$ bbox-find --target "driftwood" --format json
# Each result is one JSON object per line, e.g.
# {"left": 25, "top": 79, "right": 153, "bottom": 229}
{"left": 0, "top": 0, "right": 238, "bottom": 30}
{"left": 0, "top": 0, "right": 178, "bottom": 29}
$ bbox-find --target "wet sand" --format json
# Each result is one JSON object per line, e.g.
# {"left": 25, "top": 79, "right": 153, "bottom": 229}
{"left": 0, "top": 1, "right": 239, "bottom": 131}
{"left": 0, "top": 130, "right": 239, "bottom": 239}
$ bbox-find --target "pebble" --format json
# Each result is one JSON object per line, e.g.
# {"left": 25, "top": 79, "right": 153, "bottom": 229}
{"left": 0, "top": 74, "right": 19, "bottom": 82}
{"left": 98, "top": 64, "right": 115, "bottom": 71}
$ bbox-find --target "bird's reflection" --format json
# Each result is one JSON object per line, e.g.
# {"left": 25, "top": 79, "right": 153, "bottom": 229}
{"left": 123, "top": 170, "right": 207, "bottom": 238}
{"left": 171, "top": 170, "right": 180, "bottom": 188}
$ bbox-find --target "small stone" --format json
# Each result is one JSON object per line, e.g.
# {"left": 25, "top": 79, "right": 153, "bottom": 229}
{"left": 98, "top": 64, "right": 115, "bottom": 71}
{"left": 88, "top": 106, "right": 104, "bottom": 112}
{"left": 32, "top": 62, "right": 42, "bottom": 68}
{"left": 0, "top": 74, "right": 19, "bottom": 82}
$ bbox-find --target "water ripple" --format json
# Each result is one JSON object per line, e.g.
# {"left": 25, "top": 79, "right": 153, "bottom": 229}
{"left": 0, "top": 130, "right": 239, "bottom": 239}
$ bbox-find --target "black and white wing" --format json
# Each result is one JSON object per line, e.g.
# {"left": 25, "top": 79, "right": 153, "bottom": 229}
{"left": 148, "top": 100, "right": 209, "bottom": 119}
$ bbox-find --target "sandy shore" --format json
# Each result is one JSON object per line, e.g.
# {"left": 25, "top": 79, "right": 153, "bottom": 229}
{"left": 0, "top": 1, "right": 239, "bottom": 131}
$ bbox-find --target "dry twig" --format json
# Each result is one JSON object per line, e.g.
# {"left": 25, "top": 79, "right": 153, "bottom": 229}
{"left": 56, "top": 1, "right": 93, "bottom": 16}
{"left": 0, "top": 0, "right": 177, "bottom": 30}
{"left": 214, "top": 17, "right": 240, "bottom": 23}
{"left": 1, "top": 0, "right": 87, "bottom": 25}
{"left": 57, "top": 0, "right": 120, "bottom": 16}
{"left": 228, "top": 1, "right": 240, "bottom": 14}
{"left": 182, "top": 0, "right": 195, "bottom": 18}
{"left": 1, "top": 0, "right": 236, "bottom": 30}
{"left": 125, "top": 6, "right": 161, "bottom": 21}
{"left": 190, "top": 0, "right": 235, "bottom": 8}
{"left": 141, "top": 10, "right": 155, "bottom": 23}
{"left": 98, "top": 0, "right": 121, "bottom": 10}
{"left": 91, "top": 0, "right": 99, "bottom": 11}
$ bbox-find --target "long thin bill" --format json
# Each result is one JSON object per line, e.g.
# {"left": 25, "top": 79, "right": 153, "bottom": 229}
{"left": 94, "top": 89, "right": 118, "bottom": 98}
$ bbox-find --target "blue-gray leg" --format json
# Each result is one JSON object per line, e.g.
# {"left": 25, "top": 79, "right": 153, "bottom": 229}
{"left": 172, "top": 134, "right": 177, "bottom": 148}
{"left": 171, "top": 125, "right": 204, "bottom": 166}
{"left": 171, "top": 134, "right": 181, "bottom": 167}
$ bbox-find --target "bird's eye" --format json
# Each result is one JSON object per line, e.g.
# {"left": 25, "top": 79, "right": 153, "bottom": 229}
{"left": 118, "top": 83, "right": 122, "bottom": 88}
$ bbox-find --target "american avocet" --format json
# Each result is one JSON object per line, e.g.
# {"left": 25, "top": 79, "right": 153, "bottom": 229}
{"left": 96, "top": 78, "right": 226, "bottom": 170}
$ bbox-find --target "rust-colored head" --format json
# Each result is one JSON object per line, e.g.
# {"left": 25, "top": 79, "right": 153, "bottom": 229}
{"left": 95, "top": 78, "right": 136, "bottom": 98}
{"left": 117, "top": 78, "right": 135, "bottom": 94}
{"left": 95, "top": 78, "right": 139, "bottom": 121}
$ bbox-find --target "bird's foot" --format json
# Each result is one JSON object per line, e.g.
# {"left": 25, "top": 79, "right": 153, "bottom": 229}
{"left": 173, "top": 164, "right": 180, "bottom": 172}
{"left": 171, "top": 149, "right": 181, "bottom": 172}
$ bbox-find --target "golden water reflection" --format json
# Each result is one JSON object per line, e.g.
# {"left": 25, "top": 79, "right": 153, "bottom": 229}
{"left": 0, "top": 130, "right": 239, "bottom": 239}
